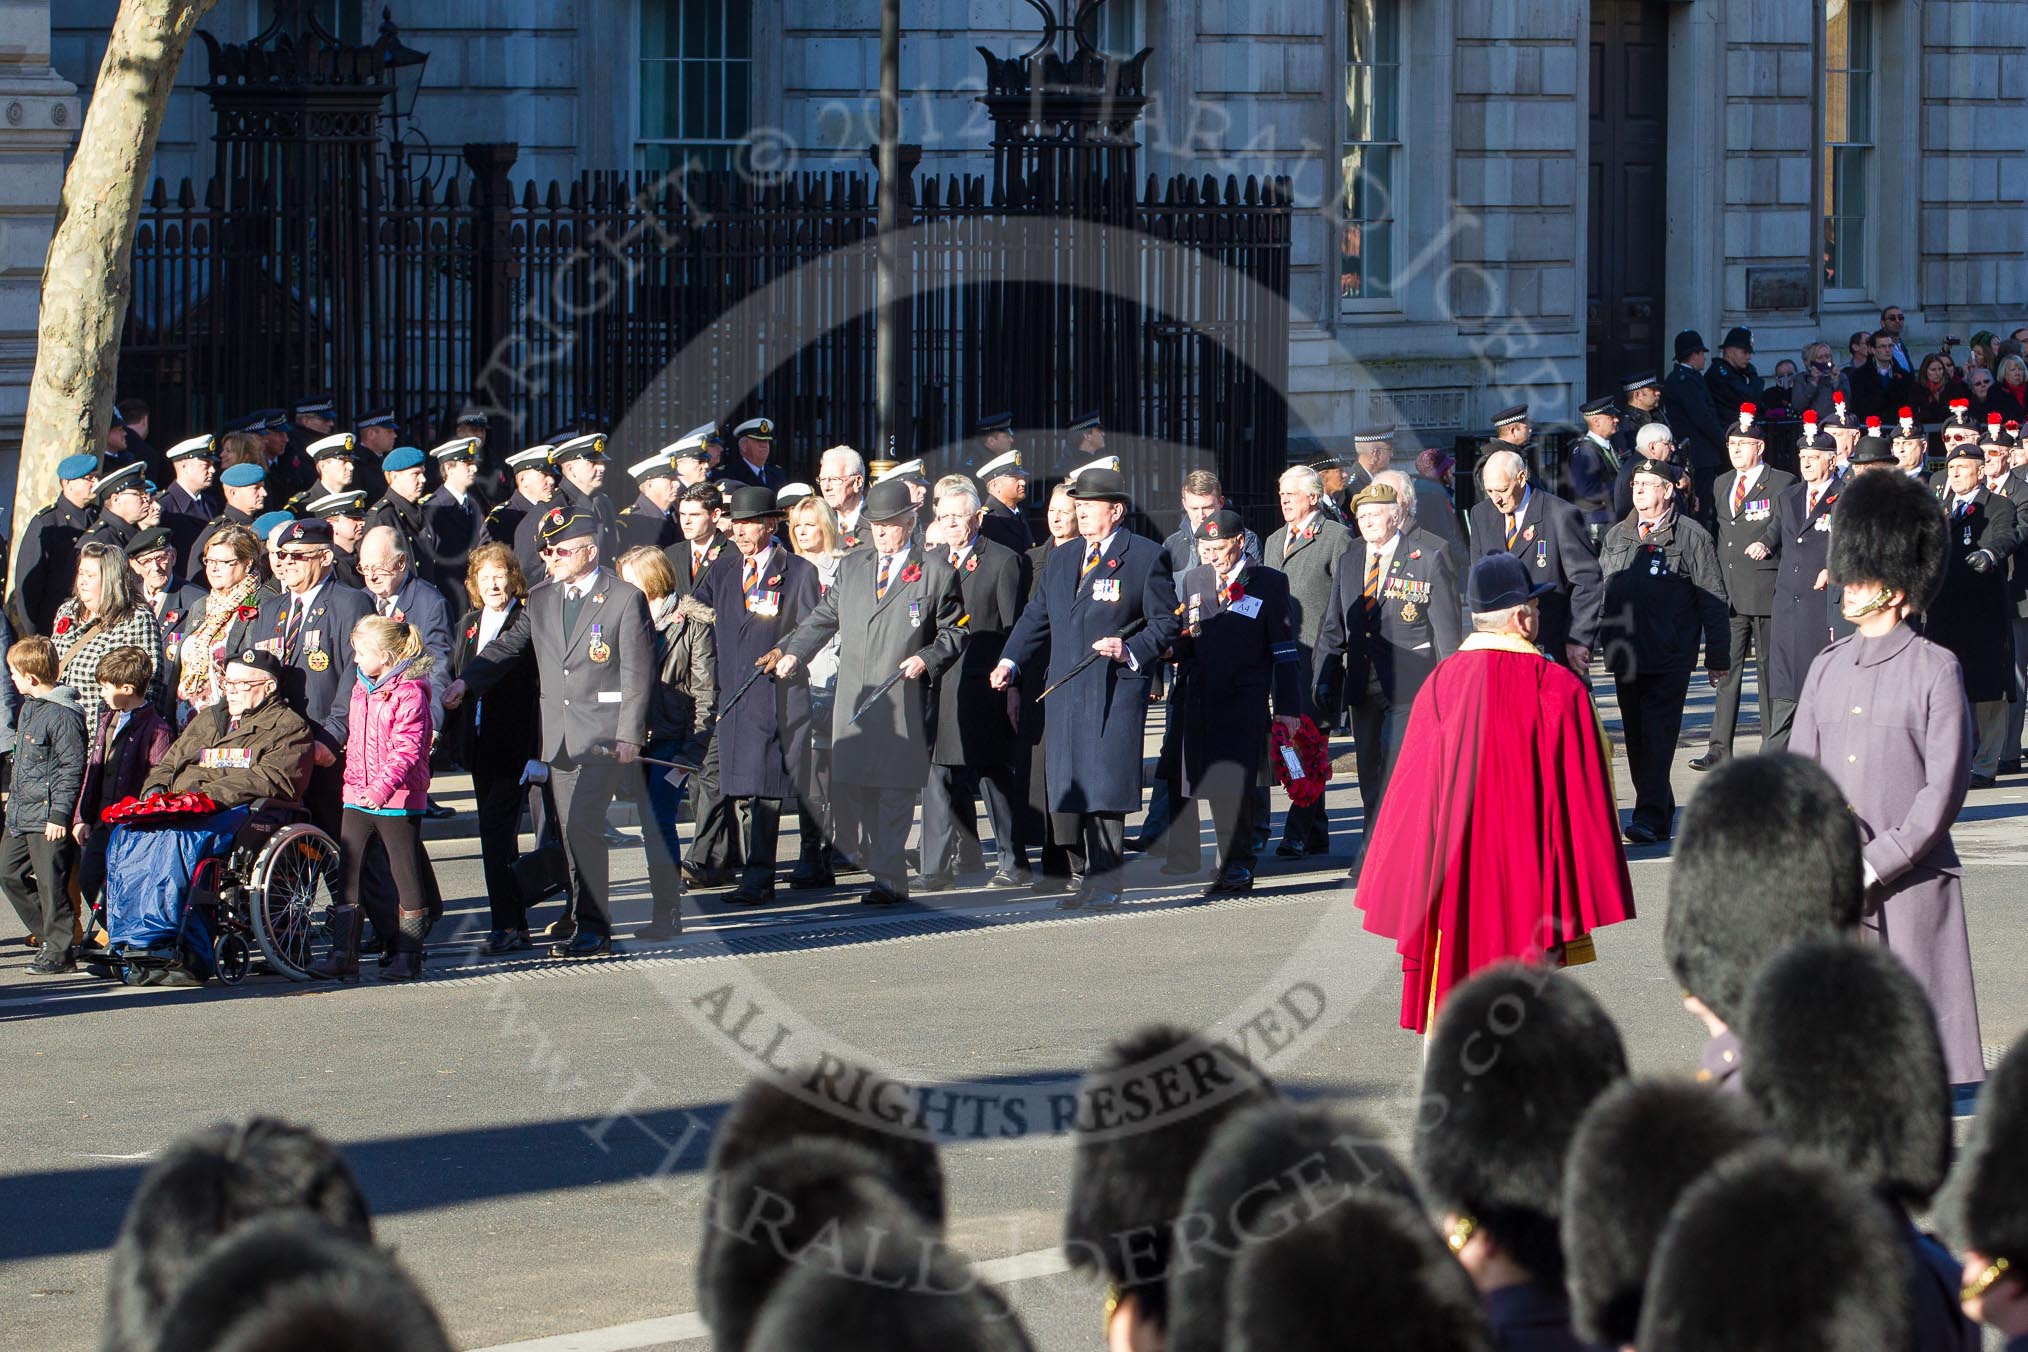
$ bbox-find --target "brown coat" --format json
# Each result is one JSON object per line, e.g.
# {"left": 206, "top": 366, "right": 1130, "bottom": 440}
{"left": 1792, "top": 622, "right": 1984, "bottom": 1084}
{"left": 142, "top": 696, "right": 316, "bottom": 809}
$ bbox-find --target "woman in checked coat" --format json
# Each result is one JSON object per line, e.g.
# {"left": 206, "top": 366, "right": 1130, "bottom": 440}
{"left": 1792, "top": 470, "right": 1985, "bottom": 1092}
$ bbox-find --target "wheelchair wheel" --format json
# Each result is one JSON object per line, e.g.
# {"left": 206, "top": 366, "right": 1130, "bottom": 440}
{"left": 248, "top": 824, "right": 341, "bottom": 981}
{"left": 214, "top": 932, "right": 251, "bottom": 986}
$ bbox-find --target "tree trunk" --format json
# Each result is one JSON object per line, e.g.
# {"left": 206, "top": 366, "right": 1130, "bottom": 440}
{"left": 11, "top": 0, "right": 216, "bottom": 576}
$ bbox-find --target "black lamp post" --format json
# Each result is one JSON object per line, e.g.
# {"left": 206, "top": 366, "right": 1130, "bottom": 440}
{"left": 376, "top": 8, "right": 430, "bottom": 185}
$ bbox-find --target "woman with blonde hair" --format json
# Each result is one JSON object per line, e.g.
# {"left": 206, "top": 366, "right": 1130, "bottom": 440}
{"left": 312, "top": 615, "right": 440, "bottom": 982}
{"left": 177, "top": 525, "right": 265, "bottom": 716}
{"left": 615, "top": 546, "right": 716, "bottom": 938}
{"left": 51, "top": 542, "right": 163, "bottom": 727}
{"left": 783, "top": 494, "right": 847, "bottom": 888}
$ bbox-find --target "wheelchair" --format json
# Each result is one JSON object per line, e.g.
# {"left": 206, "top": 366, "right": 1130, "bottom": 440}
{"left": 85, "top": 800, "right": 342, "bottom": 987}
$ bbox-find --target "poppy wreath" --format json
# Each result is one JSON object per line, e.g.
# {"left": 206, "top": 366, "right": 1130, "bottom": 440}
{"left": 1270, "top": 715, "right": 1334, "bottom": 807}
{"left": 102, "top": 790, "right": 221, "bottom": 824}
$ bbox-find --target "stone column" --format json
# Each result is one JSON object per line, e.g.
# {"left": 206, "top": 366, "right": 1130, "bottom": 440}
{"left": 0, "top": 0, "right": 79, "bottom": 536}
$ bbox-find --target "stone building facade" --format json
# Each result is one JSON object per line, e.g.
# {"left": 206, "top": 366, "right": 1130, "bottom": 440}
{"left": 42, "top": 0, "right": 2028, "bottom": 457}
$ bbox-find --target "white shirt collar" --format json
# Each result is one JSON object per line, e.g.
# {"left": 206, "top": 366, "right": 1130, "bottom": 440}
{"left": 565, "top": 567, "right": 602, "bottom": 599}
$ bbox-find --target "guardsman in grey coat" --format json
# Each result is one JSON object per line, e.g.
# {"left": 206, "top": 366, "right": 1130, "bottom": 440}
{"left": 248, "top": 518, "right": 377, "bottom": 834}
{"left": 1930, "top": 435, "right": 2019, "bottom": 785}
{"left": 1261, "top": 463, "right": 1354, "bottom": 858}
{"left": 1166, "top": 509, "right": 1304, "bottom": 895}
{"left": 1598, "top": 460, "right": 1731, "bottom": 844}
{"left": 1315, "top": 482, "right": 1463, "bottom": 878}
{"left": 993, "top": 466, "right": 1179, "bottom": 909}
{"left": 1796, "top": 469, "right": 1986, "bottom": 1090}
{"left": 777, "top": 478, "right": 966, "bottom": 904}
{"left": 1468, "top": 448, "right": 1604, "bottom": 672}
{"left": 1746, "top": 426, "right": 1844, "bottom": 750}
{"left": 918, "top": 475, "right": 1032, "bottom": 889}
{"left": 521, "top": 506, "right": 655, "bottom": 956}
{"left": 487, "top": 445, "right": 560, "bottom": 584}
{"left": 1694, "top": 408, "right": 1795, "bottom": 767}
{"left": 689, "top": 487, "right": 821, "bottom": 904}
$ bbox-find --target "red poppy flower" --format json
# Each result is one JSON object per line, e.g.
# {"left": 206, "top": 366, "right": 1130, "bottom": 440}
{"left": 53, "top": 615, "right": 72, "bottom": 637}
{"left": 1409, "top": 550, "right": 1422, "bottom": 560}
{"left": 766, "top": 575, "right": 782, "bottom": 587}
{"left": 1106, "top": 557, "right": 1121, "bottom": 570}
{"left": 465, "top": 625, "right": 478, "bottom": 640}
{"left": 900, "top": 563, "right": 922, "bottom": 584}
{"left": 1271, "top": 716, "right": 1334, "bottom": 807}
{"left": 965, "top": 556, "right": 979, "bottom": 573}
{"left": 237, "top": 605, "right": 259, "bottom": 621}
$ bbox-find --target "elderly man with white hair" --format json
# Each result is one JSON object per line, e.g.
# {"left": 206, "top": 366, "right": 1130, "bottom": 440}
{"left": 1465, "top": 448, "right": 1603, "bottom": 674}
{"left": 1612, "top": 420, "right": 1688, "bottom": 521}
{"left": 818, "top": 444, "right": 868, "bottom": 548}
{"left": 358, "top": 525, "right": 454, "bottom": 739}
{"left": 1263, "top": 463, "right": 1354, "bottom": 859}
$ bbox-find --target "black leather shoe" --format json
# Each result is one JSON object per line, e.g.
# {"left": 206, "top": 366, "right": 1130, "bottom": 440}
{"left": 1688, "top": 752, "right": 1726, "bottom": 772}
{"left": 1029, "top": 875, "right": 1076, "bottom": 896}
{"left": 724, "top": 887, "right": 775, "bottom": 906}
{"left": 1970, "top": 774, "right": 1998, "bottom": 789}
{"left": 860, "top": 886, "right": 905, "bottom": 906}
{"left": 1623, "top": 822, "right": 1661, "bottom": 845}
{"left": 918, "top": 872, "right": 956, "bottom": 892}
{"left": 1274, "top": 840, "right": 1308, "bottom": 860}
{"left": 553, "top": 933, "right": 614, "bottom": 959}
{"left": 540, "top": 919, "right": 576, "bottom": 942}
{"left": 485, "top": 928, "right": 533, "bottom": 955}
{"left": 1205, "top": 868, "right": 1253, "bottom": 896}
{"left": 681, "top": 863, "right": 733, "bottom": 889}
{"left": 424, "top": 799, "right": 457, "bottom": 820}
{"left": 634, "top": 917, "right": 681, "bottom": 941}
{"left": 787, "top": 861, "right": 835, "bottom": 890}
{"left": 1053, "top": 893, "right": 1083, "bottom": 909}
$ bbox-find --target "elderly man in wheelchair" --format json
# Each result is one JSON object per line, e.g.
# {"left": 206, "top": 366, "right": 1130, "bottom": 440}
{"left": 86, "top": 650, "right": 339, "bottom": 986}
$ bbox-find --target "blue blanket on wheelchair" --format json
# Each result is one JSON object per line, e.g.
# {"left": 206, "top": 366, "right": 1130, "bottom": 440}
{"left": 104, "top": 808, "right": 252, "bottom": 975}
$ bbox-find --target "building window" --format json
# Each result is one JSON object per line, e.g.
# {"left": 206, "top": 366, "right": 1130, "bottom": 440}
{"left": 638, "top": 0, "right": 753, "bottom": 175}
{"left": 1342, "top": 0, "right": 1401, "bottom": 302}
{"left": 1822, "top": 0, "right": 1873, "bottom": 294}
{"left": 1078, "top": 0, "right": 1147, "bottom": 56}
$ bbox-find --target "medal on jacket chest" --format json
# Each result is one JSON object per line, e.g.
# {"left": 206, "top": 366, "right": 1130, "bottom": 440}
{"left": 308, "top": 649, "right": 330, "bottom": 672}
{"left": 588, "top": 623, "right": 611, "bottom": 663}
{"left": 1400, "top": 601, "right": 1418, "bottom": 623}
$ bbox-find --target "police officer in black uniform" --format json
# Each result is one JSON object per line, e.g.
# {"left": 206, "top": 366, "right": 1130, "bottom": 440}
{"left": 976, "top": 437, "right": 1033, "bottom": 554}
{"left": 83, "top": 461, "right": 152, "bottom": 552}
{"left": 1598, "top": 458, "right": 1731, "bottom": 843}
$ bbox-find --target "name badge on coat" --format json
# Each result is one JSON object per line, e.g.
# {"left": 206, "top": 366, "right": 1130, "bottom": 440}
{"left": 1230, "top": 595, "right": 1263, "bottom": 619}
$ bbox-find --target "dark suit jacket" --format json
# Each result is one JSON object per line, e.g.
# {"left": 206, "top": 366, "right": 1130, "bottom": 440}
{"left": 449, "top": 601, "right": 539, "bottom": 775}
{"left": 1664, "top": 362, "right": 1727, "bottom": 470}
{"left": 1757, "top": 477, "right": 1844, "bottom": 702}
{"left": 251, "top": 578, "right": 379, "bottom": 751}
{"left": 146, "top": 577, "right": 210, "bottom": 723}
{"left": 1711, "top": 465, "right": 1794, "bottom": 616}
{"left": 663, "top": 532, "right": 732, "bottom": 600}
{"left": 1315, "top": 529, "right": 1463, "bottom": 709}
{"left": 928, "top": 535, "right": 1029, "bottom": 768}
{"left": 1167, "top": 561, "right": 1302, "bottom": 797}
{"left": 980, "top": 499, "right": 1033, "bottom": 554}
{"left": 718, "top": 456, "right": 787, "bottom": 493}
{"left": 1850, "top": 362, "right": 1916, "bottom": 421}
{"left": 425, "top": 485, "right": 484, "bottom": 613}
{"left": 1466, "top": 489, "right": 1603, "bottom": 657}
{"left": 693, "top": 544, "right": 820, "bottom": 800}
{"left": 524, "top": 568, "right": 655, "bottom": 759}
{"left": 1930, "top": 484, "right": 2018, "bottom": 700}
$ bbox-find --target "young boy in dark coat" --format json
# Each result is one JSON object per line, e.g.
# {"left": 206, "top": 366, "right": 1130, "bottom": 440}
{"left": 2, "top": 635, "right": 88, "bottom": 972}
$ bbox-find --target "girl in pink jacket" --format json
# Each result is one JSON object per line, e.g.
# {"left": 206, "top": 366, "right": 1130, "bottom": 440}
{"left": 313, "top": 616, "right": 442, "bottom": 982}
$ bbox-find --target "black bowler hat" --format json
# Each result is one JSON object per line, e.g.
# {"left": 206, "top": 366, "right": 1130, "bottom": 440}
{"left": 1848, "top": 436, "right": 1897, "bottom": 467}
{"left": 1720, "top": 325, "right": 1754, "bottom": 353}
{"left": 1466, "top": 552, "right": 1554, "bottom": 613}
{"left": 724, "top": 486, "right": 780, "bottom": 522}
{"left": 1674, "top": 330, "right": 1708, "bottom": 361}
{"left": 1194, "top": 508, "right": 1244, "bottom": 541}
{"left": 1067, "top": 466, "right": 1130, "bottom": 502}
{"left": 862, "top": 477, "right": 917, "bottom": 523}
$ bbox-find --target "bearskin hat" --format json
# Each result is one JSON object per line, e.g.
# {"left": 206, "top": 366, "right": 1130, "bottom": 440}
{"left": 698, "top": 1137, "right": 930, "bottom": 1352}
{"left": 746, "top": 1221, "right": 1034, "bottom": 1352}
{"left": 1561, "top": 1079, "right": 1767, "bottom": 1344}
{"left": 1225, "top": 1191, "right": 1492, "bottom": 1352}
{"left": 1664, "top": 753, "right": 1865, "bottom": 1025}
{"left": 1063, "top": 1024, "right": 1278, "bottom": 1325}
{"left": 101, "top": 1118, "right": 374, "bottom": 1352}
{"left": 152, "top": 1215, "right": 448, "bottom": 1352}
{"left": 707, "top": 1066, "right": 945, "bottom": 1229}
{"left": 1167, "top": 1102, "right": 1418, "bottom": 1352}
{"left": 1413, "top": 963, "right": 1629, "bottom": 1283}
{"left": 1637, "top": 1147, "right": 1909, "bottom": 1352}
{"left": 1951, "top": 1032, "right": 2028, "bottom": 1271}
{"left": 1827, "top": 468, "right": 1948, "bottom": 611}
{"left": 1739, "top": 938, "right": 1951, "bottom": 1206}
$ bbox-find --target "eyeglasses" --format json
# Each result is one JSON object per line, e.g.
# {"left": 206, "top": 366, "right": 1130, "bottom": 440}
{"left": 816, "top": 475, "right": 859, "bottom": 486}
{"left": 204, "top": 555, "right": 243, "bottom": 567}
{"left": 357, "top": 563, "right": 404, "bottom": 575}
{"left": 540, "top": 542, "right": 592, "bottom": 557}
{"left": 220, "top": 678, "right": 270, "bottom": 691}
{"left": 275, "top": 551, "right": 323, "bottom": 564}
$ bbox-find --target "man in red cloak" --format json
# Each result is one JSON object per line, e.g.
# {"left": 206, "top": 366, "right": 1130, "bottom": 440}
{"left": 1354, "top": 553, "right": 1635, "bottom": 1031}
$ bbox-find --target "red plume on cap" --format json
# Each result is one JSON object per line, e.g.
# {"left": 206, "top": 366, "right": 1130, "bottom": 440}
{"left": 1951, "top": 398, "right": 1970, "bottom": 409}
{"left": 1802, "top": 409, "right": 1819, "bottom": 424}
{"left": 1740, "top": 402, "right": 1757, "bottom": 416}
{"left": 1990, "top": 412, "right": 2004, "bottom": 426}
{"left": 1898, "top": 406, "right": 1913, "bottom": 419}
{"left": 1865, "top": 416, "right": 1881, "bottom": 429}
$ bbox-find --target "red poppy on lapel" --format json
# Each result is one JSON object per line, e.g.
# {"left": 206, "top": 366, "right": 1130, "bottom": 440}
{"left": 391, "top": 609, "right": 406, "bottom": 624}
{"left": 964, "top": 556, "right": 978, "bottom": 573}
{"left": 238, "top": 605, "right": 260, "bottom": 622}
{"left": 900, "top": 563, "right": 922, "bottom": 585}
{"left": 1106, "top": 557, "right": 1121, "bottom": 570}
{"left": 1409, "top": 550, "right": 1422, "bottom": 560}
{"left": 766, "top": 574, "right": 782, "bottom": 587}
{"left": 465, "top": 624, "right": 478, "bottom": 640}
{"left": 53, "top": 615, "right": 72, "bottom": 637}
